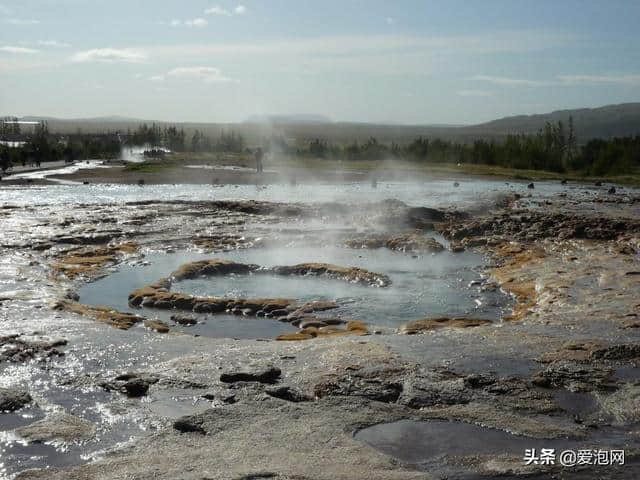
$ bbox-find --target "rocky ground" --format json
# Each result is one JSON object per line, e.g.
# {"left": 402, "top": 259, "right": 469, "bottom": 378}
{"left": 1, "top": 184, "right": 640, "bottom": 479}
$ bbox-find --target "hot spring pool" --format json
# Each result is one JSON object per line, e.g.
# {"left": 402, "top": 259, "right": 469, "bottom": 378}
{"left": 78, "top": 244, "right": 511, "bottom": 339}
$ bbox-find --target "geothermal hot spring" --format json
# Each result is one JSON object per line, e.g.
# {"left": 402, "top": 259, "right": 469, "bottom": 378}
{"left": 3, "top": 174, "right": 624, "bottom": 478}
{"left": 76, "top": 242, "right": 509, "bottom": 339}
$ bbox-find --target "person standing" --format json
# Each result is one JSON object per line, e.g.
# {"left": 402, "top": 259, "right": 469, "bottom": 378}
{"left": 255, "top": 147, "right": 264, "bottom": 173}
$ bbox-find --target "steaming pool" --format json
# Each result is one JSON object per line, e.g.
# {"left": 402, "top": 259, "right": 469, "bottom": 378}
{"left": 78, "top": 244, "right": 511, "bottom": 339}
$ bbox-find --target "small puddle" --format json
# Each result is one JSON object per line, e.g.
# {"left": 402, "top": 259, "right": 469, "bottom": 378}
{"left": 554, "top": 390, "right": 600, "bottom": 418}
{"left": 144, "top": 389, "right": 212, "bottom": 419}
{"left": 613, "top": 365, "right": 640, "bottom": 381}
{"left": 355, "top": 419, "right": 571, "bottom": 466}
{"left": 354, "top": 419, "right": 633, "bottom": 475}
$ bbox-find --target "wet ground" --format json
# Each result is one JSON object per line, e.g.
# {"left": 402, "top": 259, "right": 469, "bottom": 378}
{"left": 1, "top": 175, "right": 640, "bottom": 479}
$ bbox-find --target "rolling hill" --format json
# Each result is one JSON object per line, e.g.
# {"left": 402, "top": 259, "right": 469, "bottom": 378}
{"left": 8, "top": 103, "right": 640, "bottom": 144}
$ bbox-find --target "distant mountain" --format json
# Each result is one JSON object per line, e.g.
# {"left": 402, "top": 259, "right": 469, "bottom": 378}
{"left": 244, "top": 114, "right": 332, "bottom": 124}
{"left": 467, "top": 103, "right": 640, "bottom": 139}
{"left": 8, "top": 103, "right": 640, "bottom": 141}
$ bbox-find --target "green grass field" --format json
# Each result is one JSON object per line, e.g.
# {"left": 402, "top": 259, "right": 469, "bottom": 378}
{"left": 123, "top": 152, "right": 640, "bottom": 186}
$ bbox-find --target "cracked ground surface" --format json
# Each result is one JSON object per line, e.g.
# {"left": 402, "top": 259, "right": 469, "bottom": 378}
{"left": 1, "top": 182, "right": 640, "bottom": 479}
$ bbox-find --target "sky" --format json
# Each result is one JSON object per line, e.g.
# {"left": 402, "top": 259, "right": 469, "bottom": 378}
{"left": 1, "top": 0, "right": 639, "bottom": 124}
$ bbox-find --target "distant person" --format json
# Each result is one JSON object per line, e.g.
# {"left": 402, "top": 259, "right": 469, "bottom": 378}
{"left": 0, "top": 150, "right": 9, "bottom": 173}
{"left": 254, "top": 148, "right": 264, "bottom": 174}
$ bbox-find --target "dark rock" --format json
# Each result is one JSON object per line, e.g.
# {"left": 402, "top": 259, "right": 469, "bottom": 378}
{"left": 143, "top": 319, "right": 170, "bottom": 333}
{"left": 222, "top": 394, "right": 236, "bottom": 404}
{"left": 464, "top": 374, "right": 497, "bottom": 389}
{"left": 122, "top": 378, "right": 152, "bottom": 397}
{"left": 532, "top": 362, "right": 614, "bottom": 392}
{"left": 407, "top": 206, "right": 444, "bottom": 228}
{"left": 265, "top": 386, "right": 311, "bottom": 402}
{"left": 313, "top": 366, "right": 404, "bottom": 403}
{"left": 170, "top": 314, "right": 198, "bottom": 325}
{"left": 0, "top": 335, "right": 66, "bottom": 364}
{"left": 0, "top": 387, "right": 32, "bottom": 412}
{"left": 173, "top": 415, "right": 206, "bottom": 434}
{"left": 527, "top": 183, "right": 535, "bottom": 189}
{"left": 100, "top": 373, "right": 159, "bottom": 397}
{"left": 65, "top": 290, "right": 80, "bottom": 301}
{"left": 220, "top": 366, "right": 281, "bottom": 384}
{"left": 591, "top": 344, "right": 640, "bottom": 361}
{"left": 193, "top": 302, "right": 214, "bottom": 313}
{"left": 234, "top": 472, "right": 277, "bottom": 480}
{"left": 438, "top": 211, "right": 640, "bottom": 242}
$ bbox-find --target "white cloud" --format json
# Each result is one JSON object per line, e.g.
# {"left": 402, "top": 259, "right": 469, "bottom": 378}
{"left": 457, "top": 89, "right": 492, "bottom": 97}
{"left": 170, "top": 18, "right": 208, "bottom": 27}
{"left": 0, "top": 45, "right": 39, "bottom": 54}
{"left": 471, "top": 75, "right": 550, "bottom": 87}
{"left": 385, "top": 17, "right": 394, "bottom": 25}
{"left": 0, "top": 4, "right": 9, "bottom": 15}
{"left": 205, "top": 5, "right": 231, "bottom": 16}
{"left": 185, "top": 18, "right": 208, "bottom": 27}
{"left": 205, "top": 5, "right": 247, "bottom": 16}
{"left": 6, "top": 18, "right": 40, "bottom": 25}
{"left": 165, "top": 66, "right": 232, "bottom": 83}
{"left": 558, "top": 74, "right": 640, "bottom": 86}
{"left": 38, "top": 40, "right": 71, "bottom": 48}
{"left": 149, "top": 74, "right": 165, "bottom": 82}
{"left": 71, "top": 48, "right": 146, "bottom": 63}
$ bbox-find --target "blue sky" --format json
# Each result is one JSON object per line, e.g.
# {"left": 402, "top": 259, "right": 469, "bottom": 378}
{"left": 1, "top": 0, "right": 639, "bottom": 124}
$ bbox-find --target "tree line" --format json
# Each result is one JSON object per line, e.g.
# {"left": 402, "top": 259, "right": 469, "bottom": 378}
{"left": 1, "top": 122, "right": 121, "bottom": 172}
{"left": 125, "top": 123, "right": 245, "bottom": 153}
{"left": 284, "top": 118, "right": 639, "bottom": 176}
{"left": 2, "top": 117, "right": 639, "bottom": 177}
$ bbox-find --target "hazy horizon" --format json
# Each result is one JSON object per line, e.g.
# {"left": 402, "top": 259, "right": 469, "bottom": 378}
{"left": 1, "top": 0, "right": 639, "bottom": 124}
